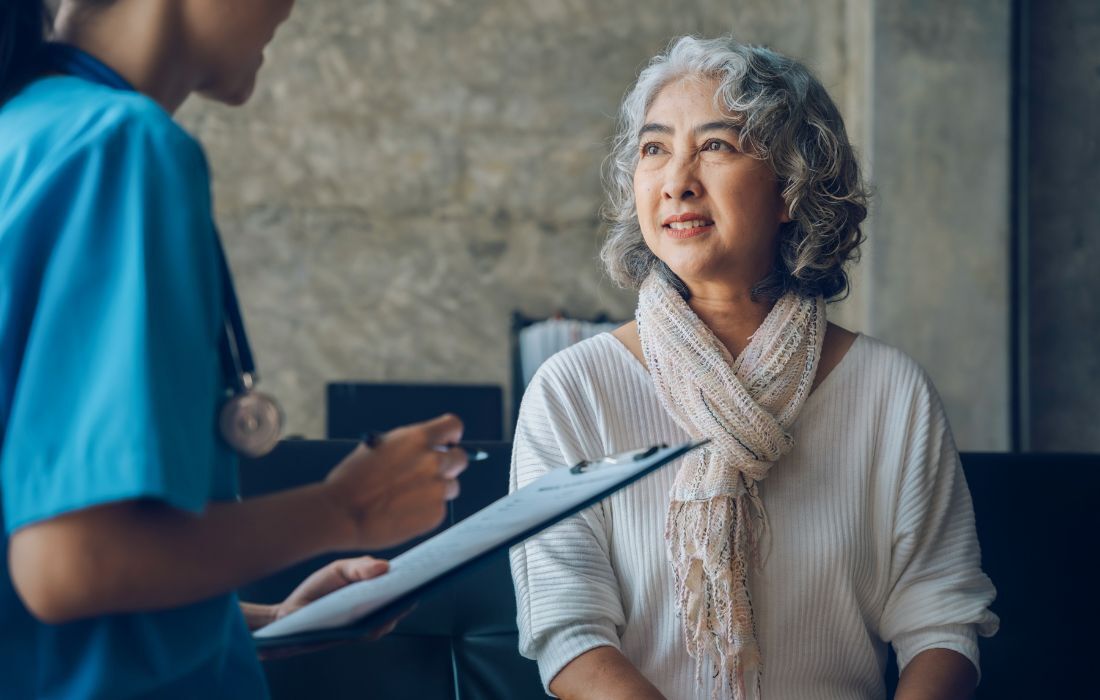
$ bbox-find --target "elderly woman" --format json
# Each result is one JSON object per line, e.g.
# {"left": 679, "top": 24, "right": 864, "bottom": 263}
{"left": 509, "top": 36, "right": 998, "bottom": 700}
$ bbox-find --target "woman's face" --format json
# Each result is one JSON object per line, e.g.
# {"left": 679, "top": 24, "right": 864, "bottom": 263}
{"left": 633, "top": 76, "right": 790, "bottom": 292}
{"left": 184, "top": 0, "right": 296, "bottom": 105}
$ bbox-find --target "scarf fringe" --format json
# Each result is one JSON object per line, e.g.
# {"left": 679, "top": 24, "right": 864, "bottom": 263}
{"left": 668, "top": 495, "right": 764, "bottom": 700}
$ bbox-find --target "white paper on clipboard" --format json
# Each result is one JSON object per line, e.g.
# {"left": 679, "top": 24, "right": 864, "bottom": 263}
{"left": 253, "top": 439, "right": 707, "bottom": 641}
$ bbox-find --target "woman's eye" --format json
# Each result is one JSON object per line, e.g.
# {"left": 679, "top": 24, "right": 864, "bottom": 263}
{"left": 703, "top": 139, "right": 732, "bottom": 152}
{"left": 641, "top": 143, "right": 662, "bottom": 156}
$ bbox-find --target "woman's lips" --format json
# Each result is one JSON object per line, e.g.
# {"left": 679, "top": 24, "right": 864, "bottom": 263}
{"left": 663, "top": 219, "right": 713, "bottom": 239}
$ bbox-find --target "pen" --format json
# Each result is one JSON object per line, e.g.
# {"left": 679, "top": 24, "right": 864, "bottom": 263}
{"left": 360, "top": 431, "right": 490, "bottom": 462}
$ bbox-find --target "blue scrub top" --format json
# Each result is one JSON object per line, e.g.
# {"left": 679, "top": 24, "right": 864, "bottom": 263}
{"left": 0, "top": 76, "right": 269, "bottom": 698}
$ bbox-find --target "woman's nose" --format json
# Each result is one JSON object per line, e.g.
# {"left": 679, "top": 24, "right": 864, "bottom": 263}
{"left": 661, "top": 156, "right": 701, "bottom": 200}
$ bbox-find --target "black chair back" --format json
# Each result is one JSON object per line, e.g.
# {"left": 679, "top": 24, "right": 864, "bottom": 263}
{"left": 326, "top": 384, "right": 504, "bottom": 441}
{"left": 957, "top": 452, "right": 1095, "bottom": 698}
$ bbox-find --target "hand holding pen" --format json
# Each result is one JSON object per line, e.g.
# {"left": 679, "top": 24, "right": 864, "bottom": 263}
{"left": 321, "top": 414, "right": 470, "bottom": 551}
{"left": 361, "top": 431, "right": 489, "bottom": 462}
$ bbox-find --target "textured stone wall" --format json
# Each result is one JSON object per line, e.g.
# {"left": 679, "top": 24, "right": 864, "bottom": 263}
{"left": 1027, "top": 0, "right": 1100, "bottom": 451}
{"left": 177, "top": 0, "right": 856, "bottom": 438}
{"left": 868, "top": 0, "right": 1012, "bottom": 450}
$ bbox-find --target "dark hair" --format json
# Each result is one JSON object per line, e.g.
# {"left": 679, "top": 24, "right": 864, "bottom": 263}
{"left": 1, "top": 0, "right": 51, "bottom": 102}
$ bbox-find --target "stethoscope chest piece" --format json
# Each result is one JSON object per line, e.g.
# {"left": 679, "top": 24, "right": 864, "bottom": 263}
{"left": 219, "top": 385, "right": 283, "bottom": 459}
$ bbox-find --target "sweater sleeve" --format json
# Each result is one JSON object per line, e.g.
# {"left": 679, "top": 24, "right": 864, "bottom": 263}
{"left": 508, "top": 359, "right": 625, "bottom": 695}
{"left": 878, "top": 372, "right": 1000, "bottom": 679}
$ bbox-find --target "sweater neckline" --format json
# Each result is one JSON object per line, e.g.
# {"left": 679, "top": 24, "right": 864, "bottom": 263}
{"left": 598, "top": 331, "right": 865, "bottom": 412}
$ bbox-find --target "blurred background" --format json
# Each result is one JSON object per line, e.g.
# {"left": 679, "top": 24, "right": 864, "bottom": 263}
{"left": 176, "top": 0, "right": 1097, "bottom": 453}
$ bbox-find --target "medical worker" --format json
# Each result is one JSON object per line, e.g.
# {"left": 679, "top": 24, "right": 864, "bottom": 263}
{"left": 0, "top": 1, "right": 469, "bottom": 697}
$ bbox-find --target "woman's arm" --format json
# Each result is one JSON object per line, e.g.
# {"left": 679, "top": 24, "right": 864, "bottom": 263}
{"left": 8, "top": 415, "right": 466, "bottom": 624}
{"left": 878, "top": 375, "right": 997, "bottom": 690}
{"left": 549, "top": 647, "right": 667, "bottom": 700}
{"left": 509, "top": 368, "right": 634, "bottom": 693}
{"left": 894, "top": 648, "right": 977, "bottom": 700}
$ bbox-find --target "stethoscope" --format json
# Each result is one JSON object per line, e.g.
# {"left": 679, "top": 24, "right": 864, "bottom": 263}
{"left": 43, "top": 44, "right": 284, "bottom": 458}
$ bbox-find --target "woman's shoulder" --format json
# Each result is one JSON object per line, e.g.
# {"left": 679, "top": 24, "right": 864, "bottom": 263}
{"left": 516, "top": 331, "right": 658, "bottom": 462}
{"left": 521, "top": 332, "right": 648, "bottom": 419}
{"left": 16, "top": 76, "right": 179, "bottom": 131}
{"left": 2, "top": 77, "right": 201, "bottom": 171}
{"left": 531, "top": 332, "right": 641, "bottom": 387}
{"left": 832, "top": 333, "right": 944, "bottom": 418}
{"left": 846, "top": 333, "right": 930, "bottom": 382}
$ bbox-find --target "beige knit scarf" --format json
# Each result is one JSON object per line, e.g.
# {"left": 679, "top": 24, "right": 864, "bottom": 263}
{"left": 636, "top": 272, "right": 825, "bottom": 699}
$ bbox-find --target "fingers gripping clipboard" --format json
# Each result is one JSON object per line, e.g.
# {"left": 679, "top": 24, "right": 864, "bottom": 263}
{"left": 252, "top": 439, "right": 708, "bottom": 648}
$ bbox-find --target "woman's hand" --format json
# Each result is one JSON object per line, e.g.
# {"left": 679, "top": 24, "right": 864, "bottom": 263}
{"left": 276, "top": 556, "right": 391, "bottom": 622}
{"left": 323, "top": 414, "right": 468, "bottom": 551}
{"left": 244, "top": 556, "right": 410, "bottom": 660}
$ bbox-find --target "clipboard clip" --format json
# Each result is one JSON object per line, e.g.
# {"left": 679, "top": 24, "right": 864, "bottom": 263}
{"left": 569, "top": 443, "right": 670, "bottom": 474}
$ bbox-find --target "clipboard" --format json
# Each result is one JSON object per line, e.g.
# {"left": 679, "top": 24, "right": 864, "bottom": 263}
{"left": 252, "top": 439, "right": 708, "bottom": 648}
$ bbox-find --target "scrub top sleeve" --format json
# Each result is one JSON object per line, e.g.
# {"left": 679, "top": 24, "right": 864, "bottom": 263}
{"left": 2, "top": 104, "right": 228, "bottom": 532}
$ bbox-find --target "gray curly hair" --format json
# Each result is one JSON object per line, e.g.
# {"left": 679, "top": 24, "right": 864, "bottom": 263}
{"left": 600, "top": 35, "right": 869, "bottom": 301}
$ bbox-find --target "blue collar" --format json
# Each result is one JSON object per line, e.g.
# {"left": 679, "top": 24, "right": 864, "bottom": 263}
{"left": 42, "top": 43, "right": 135, "bottom": 92}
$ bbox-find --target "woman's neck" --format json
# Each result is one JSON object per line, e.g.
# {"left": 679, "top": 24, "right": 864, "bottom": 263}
{"left": 686, "top": 283, "right": 775, "bottom": 359}
{"left": 53, "top": 0, "right": 195, "bottom": 113}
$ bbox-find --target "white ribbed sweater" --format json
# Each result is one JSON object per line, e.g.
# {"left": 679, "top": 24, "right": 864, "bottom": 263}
{"left": 509, "top": 333, "right": 998, "bottom": 700}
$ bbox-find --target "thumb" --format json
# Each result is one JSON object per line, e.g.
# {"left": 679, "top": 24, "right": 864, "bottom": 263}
{"left": 335, "top": 556, "right": 390, "bottom": 585}
{"left": 287, "top": 557, "right": 389, "bottom": 607}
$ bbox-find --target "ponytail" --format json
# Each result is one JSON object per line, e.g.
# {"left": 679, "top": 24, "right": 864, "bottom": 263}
{"left": 1, "top": 0, "right": 50, "bottom": 101}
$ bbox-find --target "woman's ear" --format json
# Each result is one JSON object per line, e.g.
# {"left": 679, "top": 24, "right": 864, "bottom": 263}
{"left": 778, "top": 199, "right": 792, "bottom": 224}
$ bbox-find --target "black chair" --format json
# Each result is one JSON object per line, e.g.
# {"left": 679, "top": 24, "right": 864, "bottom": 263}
{"left": 950, "top": 452, "right": 1093, "bottom": 698}
{"left": 238, "top": 440, "right": 543, "bottom": 700}
{"left": 240, "top": 445, "right": 1097, "bottom": 698}
{"left": 326, "top": 383, "right": 504, "bottom": 441}
{"left": 881, "top": 452, "right": 1096, "bottom": 698}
